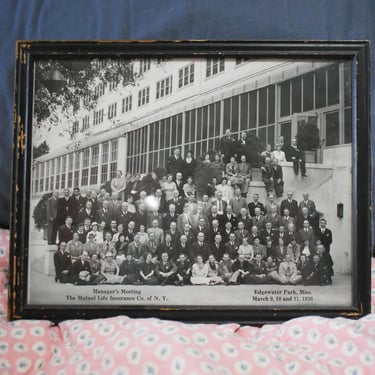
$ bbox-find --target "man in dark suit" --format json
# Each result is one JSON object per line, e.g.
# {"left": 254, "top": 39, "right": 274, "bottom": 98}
{"left": 174, "top": 172, "right": 185, "bottom": 197}
{"left": 69, "top": 187, "right": 85, "bottom": 225}
{"left": 251, "top": 207, "right": 266, "bottom": 230}
{"left": 234, "top": 221, "right": 250, "bottom": 247}
{"left": 116, "top": 202, "right": 134, "bottom": 229}
{"left": 296, "top": 220, "right": 316, "bottom": 249}
{"left": 280, "top": 191, "right": 299, "bottom": 219}
{"left": 163, "top": 203, "right": 179, "bottom": 231}
{"left": 287, "top": 138, "right": 307, "bottom": 177}
{"left": 53, "top": 242, "right": 72, "bottom": 283}
{"left": 248, "top": 225, "right": 261, "bottom": 245}
{"left": 265, "top": 205, "right": 283, "bottom": 231}
{"left": 212, "top": 191, "right": 227, "bottom": 216}
{"left": 133, "top": 203, "right": 148, "bottom": 231}
{"left": 314, "top": 218, "right": 333, "bottom": 253}
{"left": 167, "top": 148, "right": 184, "bottom": 178}
{"left": 248, "top": 193, "right": 265, "bottom": 217}
{"left": 221, "top": 222, "right": 235, "bottom": 244}
{"left": 167, "top": 190, "right": 185, "bottom": 215}
{"left": 220, "top": 129, "right": 236, "bottom": 164}
{"left": 96, "top": 200, "right": 112, "bottom": 227}
{"left": 165, "top": 221, "right": 181, "bottom": 248}
{"left": 280, "top": 208, "right": 296, "bottom": 231}
{"left": 155, "top": 233, "right": 176, "bottom": 260}
{"left": 175, "top": 234, "right": 193, "bottom": 260}
{"left": 271, "top": 159, "right": 284, "bottom": 198}
{"left": 154, "top": 188, "right": 167, "bottom": 214}
{"left": 207, "top": 218, "right": 221, "bottom": 243}
{"left": 56, "top": 188, "right": 72, "bottom": 227}
{"left": 297, "top": 207, "right": 318, "bottom": 230}
{"left": 190, "top": 232, "right": 210, "bottom": 262}
{"left": 192, "top": 217, "right": 210, "bottom": 240}
{"left": 224, "top": 233, "right": 240, "bottom": 260}
{"left": 58, "top": 216, "right": 76, "bottom": 244}
{"left": 219, "top": 205, "right": 237, "bottom": 231}
{"left": 155, "top": 252, "right": 177, "bottom": 285}
{"left": 260, "top": 222, "right": 274, "bottom": 246}
{"left": 298, "top": 192, "right": 317, "bottom": 216}
{"left": 77, "top": 200, "right": 95, "bottom": 226}
{"left": 207, "top": 206, "right": 223, "bottom": 230}
{"left": 238, "top": 208, "right": 252, "bottom": 232}
{"left": 229, "top": 188, "right": 247, "bottom": 216}
{"left": 46, "top": 191, "right": 59, "bottom": 244}
{"left": 261, "top": 157, "right": 274, "bottom": 193}
{"left": 209, "top": 234, "right": 226, "bottom": 262}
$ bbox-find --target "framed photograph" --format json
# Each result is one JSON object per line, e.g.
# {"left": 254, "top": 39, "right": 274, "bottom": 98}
{"left": 9, "top": 41, "right": 371, "bottom": 323}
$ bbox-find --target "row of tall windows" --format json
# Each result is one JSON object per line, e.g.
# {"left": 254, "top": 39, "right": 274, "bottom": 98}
{"left": 34, "top": 62, "right": 350, "bottom": 193}
{"left": 34, "top": 140, "right": 118, "bottom": 193}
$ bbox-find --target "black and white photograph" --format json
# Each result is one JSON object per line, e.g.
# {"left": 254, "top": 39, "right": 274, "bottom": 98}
{"left": 26, "top": 53, "right": 355, "bottom": 311}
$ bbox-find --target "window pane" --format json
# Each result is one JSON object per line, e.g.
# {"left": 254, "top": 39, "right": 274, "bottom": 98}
{"left": 196, "top": 108, "right": 202, "bottom": 141}
{"left": 171, "top": 116, "right": 177, "bottom": 147}
{"left": 258, "top": 88, "right": 267, "bottom": 126}
{"left": 327, "top": 64, "right": 340, "bottom": 106}
{"left": 268, "top": 86, "right": 275, "bottom": 124}
{"left": 231, "top": 95, "right": 239, "bottom": 132}
{"left": 267, "top": 125, "right": 275, "bottom": 147}
{"left": 154, "top": 121, "right": 159, "bottom": 150}
{"left": 209, "top": 103, "right": 215, "bottom": 138}
{"left": 344, "top": 108, "right": 352, "bottom": 143}
{"left": 202, "top": 106, "right": 209, "bottom": 140}
{"left": 303, "top": 73, "right": 314, "bottom": 111}
{"left": 223, "top": 98, "right": 231, "bottom": 130}
{"left": 315, "top": 68, "right": 327, "bottom": 108}
{"left": 160, "top": 119, "right": 165, "bottom": 149}
{"left": 280, "top": 122, "right": 292, "bottom": 145}
{"left": 280, "top": 81, "right": 290, "bottom": 117}
{"left": 177, "top": 113, "right": 183, "bottom": 144}
{"left": 165, "top": 118, "right": 171, "bottom": 148}
{"left": 249, "top": 91, "right": 257, "bottom": 128}
{"left": 185, "top": 112, "right": 190, "bottom": 143}
{"left": 292, "top": 78, "right": 302, "bottom": 114}
{"left": 215, "top": 102, "right": 221, "bottom": 136}
{"left": 240, "top": 93, "right": 248, "bottom": 130}
{"left": 258, "top": 127, "right": 266, "bottom": 147}
{"left": 344, "top": 61, "right": 352, "bottom": 107}
{"left": 325, "top": 111, "right": 340, "bottom": 146}
{"left": 149, "top": 123, "right": 154, "bottom": 151}
{"left": 190, "top": 110, "right": 196, "bottom": 142}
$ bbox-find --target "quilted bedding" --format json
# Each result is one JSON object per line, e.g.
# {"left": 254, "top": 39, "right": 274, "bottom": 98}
{"left": 1, "top": 229, "right": 374, "bottom": 375}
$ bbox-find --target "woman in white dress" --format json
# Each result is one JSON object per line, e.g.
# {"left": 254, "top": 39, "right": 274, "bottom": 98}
{"left": 272, "top": 143, "right": 286, "bottom": 162}
{"left": 216, "top": 177, "right": 234, "bottom": 204}
{"left": 183, "top": 176, "right": 196, "bottom": 199}
{"left": 190, "top": 255, "right": 210, "bottom": 285}
{"left": 163, "top": 174, "right": 178, "bottom": 202}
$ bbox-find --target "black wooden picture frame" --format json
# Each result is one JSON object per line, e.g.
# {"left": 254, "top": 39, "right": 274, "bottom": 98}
{"left": 9, "top": 40, "right": 371, "bottom": 323}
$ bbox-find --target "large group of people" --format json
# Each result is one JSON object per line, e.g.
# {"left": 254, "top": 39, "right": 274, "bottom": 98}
{"left": 49, "top": 129, "right": 333, "bottom": 287}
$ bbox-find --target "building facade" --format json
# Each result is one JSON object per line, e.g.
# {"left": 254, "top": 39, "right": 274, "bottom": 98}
{"left": 32, "top": 57, "right": 352, "bottom": 195}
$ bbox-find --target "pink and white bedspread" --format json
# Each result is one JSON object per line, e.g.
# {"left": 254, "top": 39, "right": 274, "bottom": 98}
{"left": 0, "top": 229, "right": 374, "bottom": 375}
